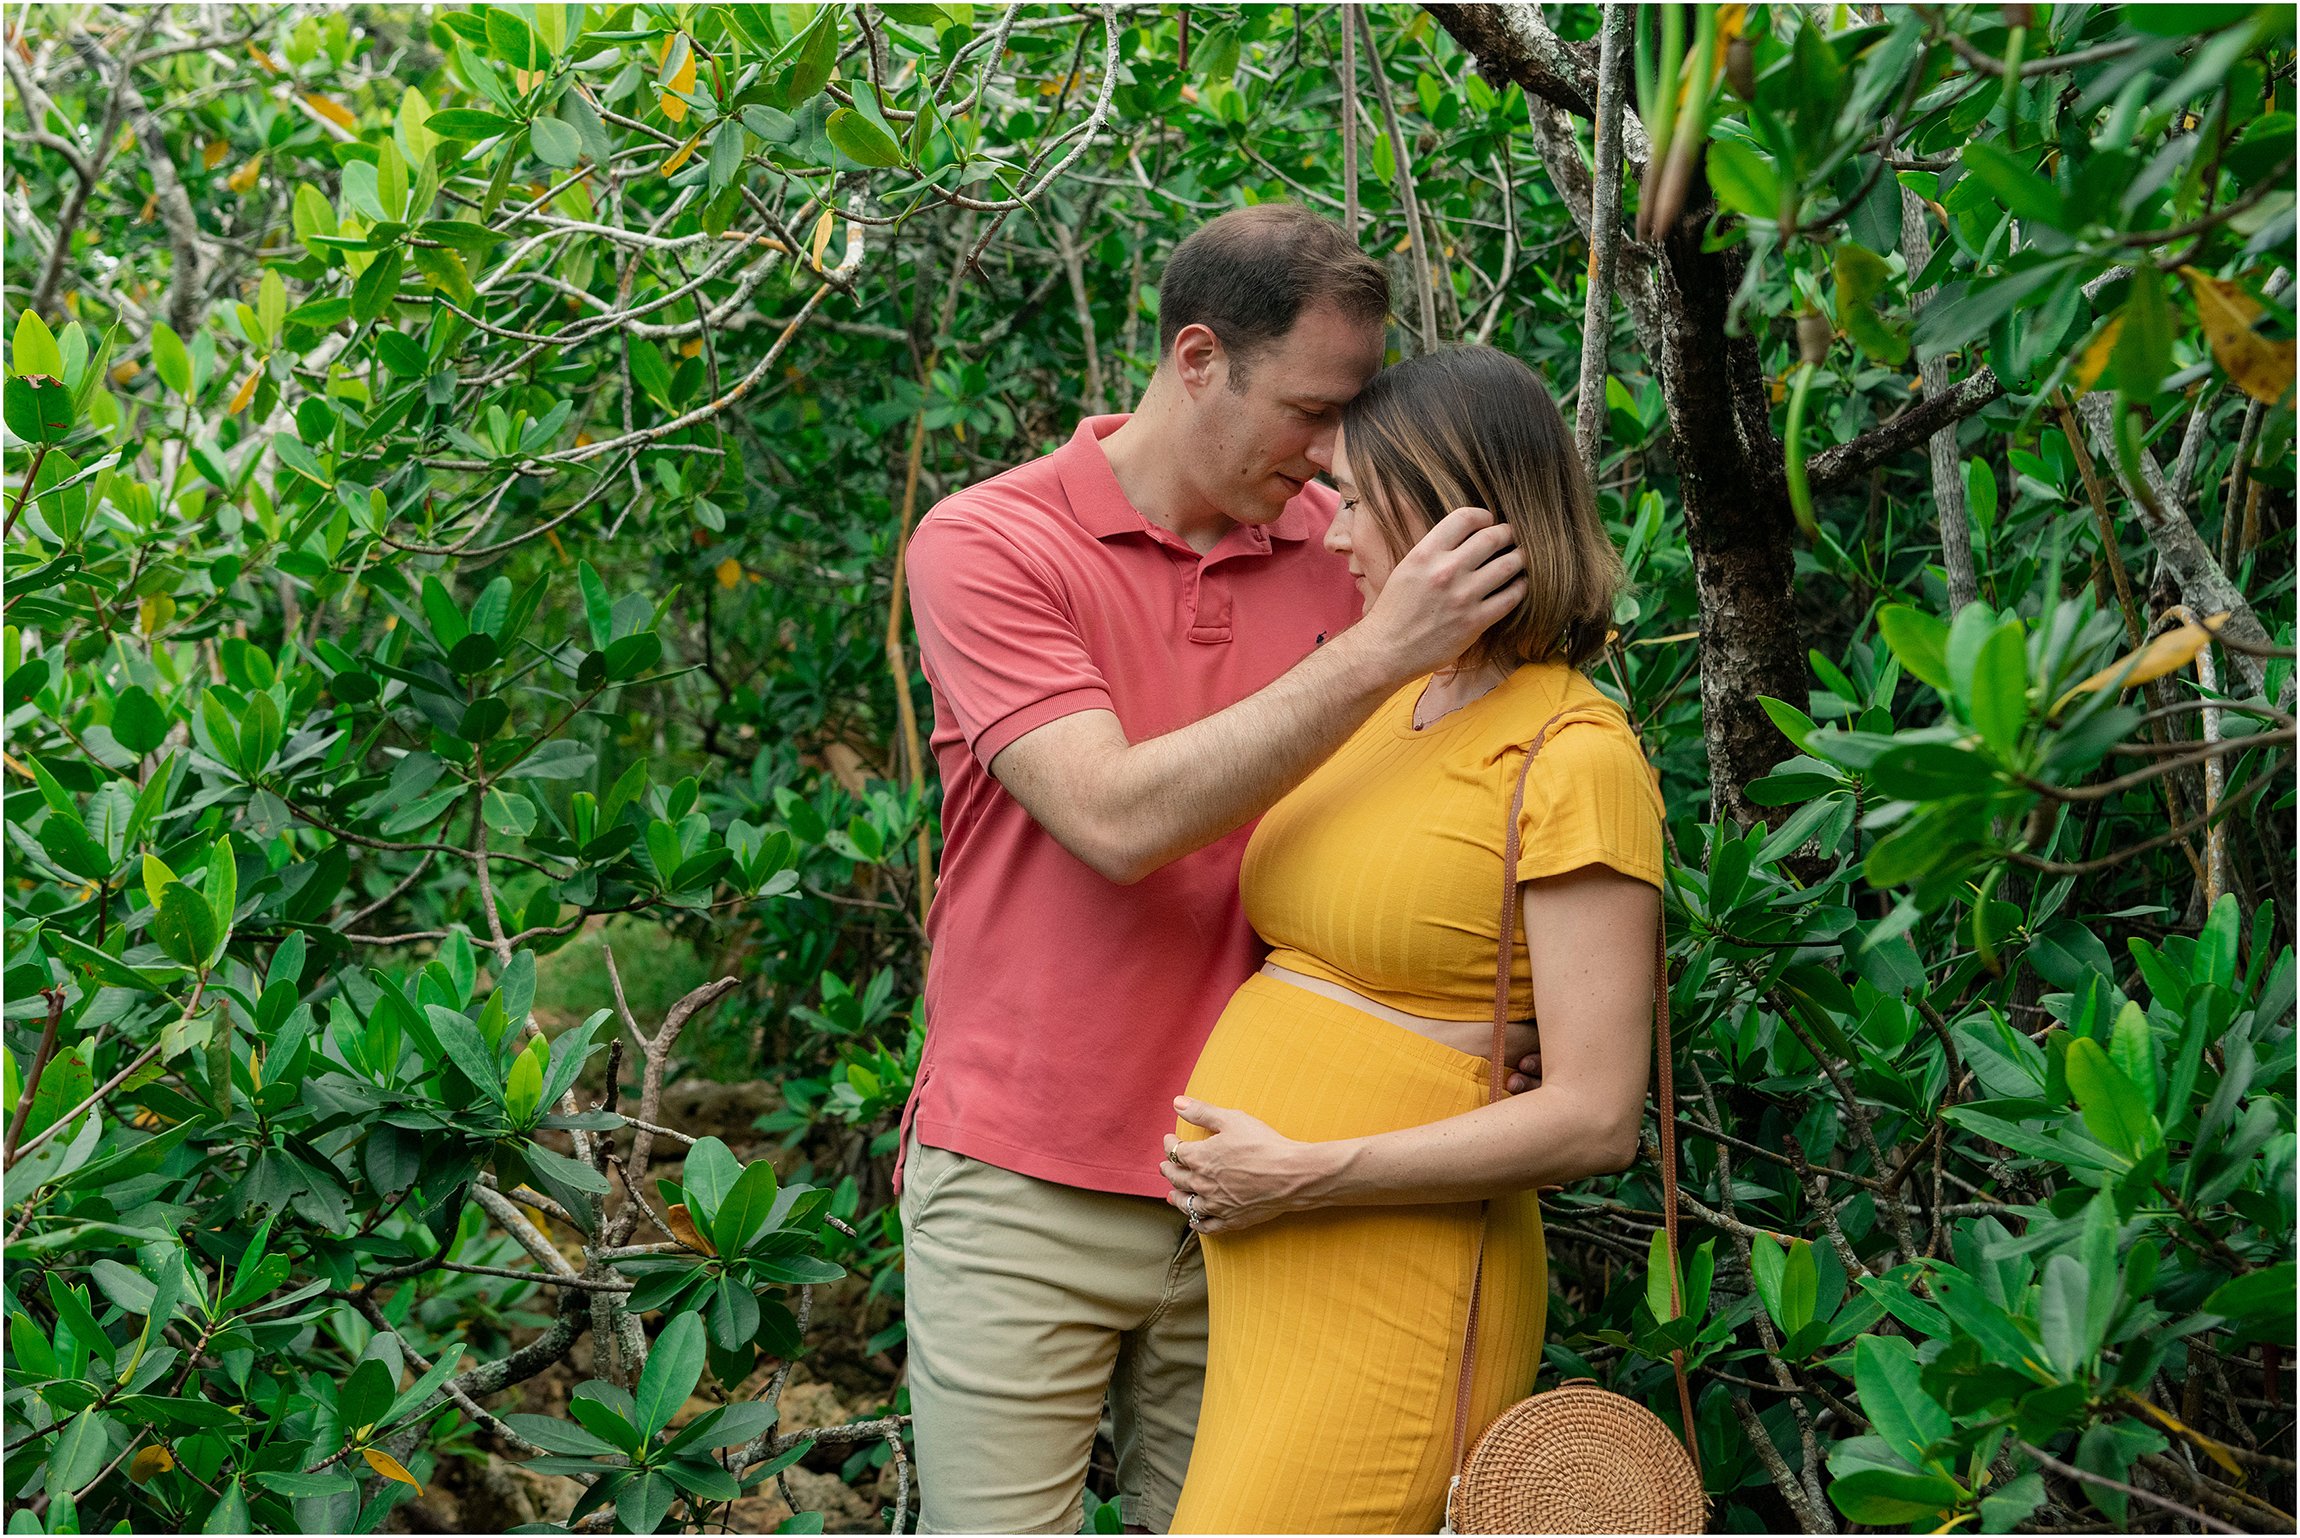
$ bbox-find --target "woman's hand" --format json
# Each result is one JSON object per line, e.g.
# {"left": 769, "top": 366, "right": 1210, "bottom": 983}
{"left": 1160, "top": 1097, "right": 1338, "bottom": 1235}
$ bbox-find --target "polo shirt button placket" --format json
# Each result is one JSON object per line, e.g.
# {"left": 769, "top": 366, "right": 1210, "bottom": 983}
{"left": 1187, "top": 557, "right": 1233, "bottom": 645}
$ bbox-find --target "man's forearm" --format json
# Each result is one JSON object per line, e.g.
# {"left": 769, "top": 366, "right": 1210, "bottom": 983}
{"left": 1093, "top": 625, "right": 1405, "bottom": 880}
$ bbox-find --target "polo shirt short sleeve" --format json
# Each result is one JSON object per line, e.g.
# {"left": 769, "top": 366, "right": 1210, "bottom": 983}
{"left": 896, "top": 415, "right": 1364, "bottom": 1199}
{"left": 904, "top": 513, "right": 1114, "bottom": 768}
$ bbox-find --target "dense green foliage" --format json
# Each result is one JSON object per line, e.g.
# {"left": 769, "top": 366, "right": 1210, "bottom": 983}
{"left": 3, "top": 3, "right": 2293, "bottom": 1533}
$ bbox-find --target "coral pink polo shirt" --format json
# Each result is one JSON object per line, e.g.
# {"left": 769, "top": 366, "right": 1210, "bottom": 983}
{"left": 897, "top": 414, "right": 1362, "bottom": 1198}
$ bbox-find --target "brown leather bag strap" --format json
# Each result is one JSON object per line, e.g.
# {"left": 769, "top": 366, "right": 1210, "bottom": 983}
{"left": 1656, "top": 909, "right": 1703, "bottom": 1478}
{"left": 1449, "top": 709, "right": 1702, "bottom": 1488}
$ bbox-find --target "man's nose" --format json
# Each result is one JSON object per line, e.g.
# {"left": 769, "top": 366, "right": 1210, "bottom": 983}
{"left": 1304, "top": 426, "right": 1336, "bottom": 472}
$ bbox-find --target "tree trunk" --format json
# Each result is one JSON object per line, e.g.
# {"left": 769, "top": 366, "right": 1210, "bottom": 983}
{"left": 1428, "top": 3, "right": 2011, "bottom": 827}
{"left": 1649, "top": 187, "right": 1813, "bottom": 828}
{"left": 1429, "top": 5, "right": 1808, "bottom": 826}
{"left": 1899, "top": 186, "right": 1980, "bottom": 613}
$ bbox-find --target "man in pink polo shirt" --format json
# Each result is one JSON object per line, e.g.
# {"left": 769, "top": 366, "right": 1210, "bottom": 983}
{"left": 896, "top": 206, "right": 1532, "bottom": 1534}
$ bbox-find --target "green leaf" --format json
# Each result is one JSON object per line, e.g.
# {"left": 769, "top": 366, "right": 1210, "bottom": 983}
{"left": 46, "top": 1409, "right": 111, "bottom": 1498}
{"left": 486, "top": 8, "right": 541, "bottom": 68}
{"left": 503, "top": 1414, "right": 621, "bottom": 1457}
{"left": 151, "top": 883, "right": 219, "bottom": 971}
{"left": 420, "top": 575, "right": 470, "bottom": 648}
{"left": 109, "top": 688, "right": 170, "bottom": 760}
{"left": 4, "top": 375, "right": 73, "bottom": 443}
{"left": 2064, "top": 1035, "right": 2157, "bottom": 1160}
{"left": 2107, "top": 1000, "right": 2157, "bottom": 1110}
{"left": 14, "top": 309, "right": 64, "bottom": 379}
{"left": 272, "top": 431, "right": 333, "bottom": 487}
{"left": 352, "top": 247, "right": 406, "bottom": 326}
{"left": 2113, "top": 264, "right": 2174, "bottom": 400}
{"left": 825, "top": 107, "right": 904, "bottom": 168}
{"left": 427, "top": 108, "right": 519, "bottom": 140}
{"left": 1960, "top": 142, "right": 2067, "bottom": 228}
{"left": 1706, "top": 139, "right": 1780, "bottom": 222}
{"left": 635, "top": 1312, "right": 706, "bottom": 1440}
{"left": 340, "top": 1356, "right": 396, "bottom": 1432}
{"left": 530, "top": 115, "right": 583, "bottom": 168}
{"left": 1867, "top": 742, "right": 2000, "bottom": 799}
{"left": 1969, "top": 622, "right": 2029, "bottom": 755}
{"left": 1876, "top": 606, "right": 1951, "bottom": 693}
{"left": 482, "top": 788, "right": 537, "bottom": 839}
{"left": 1855, "top": 1334, "right": 1951, "bottom": 1467}
{"left": 2205, "top": 1261, "right": 2295, "bottom": 1336}
{"left": 1829, "top": 1466, "right": 1966, "bottom": 1526}
{"left": 149, "top": 324, "right": 192, "bottom": 398}
{"left": 2038, "top": 1251, "right": 2093, "bottom": 1376}
{"left": 779, "top": 5, "right": 841, "bottom": 105}
{"left": 578, "top": 562, "right": 613, "bottom": 650}
{"left": 427, "top": 1006, "right": 505, "bottom": 1101}
{"left": 681, "top": 1136, "right": 741, "bottom": 1223}
{"left": 503, "top": 1034, "right": 547, "bottom": 1125}
{"left": 710, "top": 1159, "right": 780, "bottom": 1257}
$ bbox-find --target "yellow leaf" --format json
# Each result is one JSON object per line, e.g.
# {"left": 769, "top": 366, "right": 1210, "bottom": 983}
{"left": 227, "top": 155, "right": 264, "bottom": 193}
{"left": 1392, "top": 233, "right": 1412, "bottom": 255}
{"left": 2182, "top": 265, "right": 2297, "bottom": 406}
{"left": 2071, "top": 315, "right": 2123, "bottom": 395}
{"left": 362, "top": 1448, "right": 424, "bottom": 1493}
{"left": 716, "top": 558, "right": 743, "bottom": 589}
{"left": 129, "top": 1445, "right": 175, "bottom": 1484}
{"left": 110, "top": 359, "right": 140, "bottom": 385}
{"left": 666, "top": 1202, "right": 717, "bottom": 1256}
{"left": 660, "top": 132, "right": 702, "bottom": 176}
{"left": 226, "top": 365, "right": 262, "bottom": 416}
{"left": 304, "top": 94, "right": 357, "bottom": 131}
{"left": 679, "top": 337, "right": 703, "bottom": 359}
{"left": 659, "top": 37, "right": 697, "bottom": 123}
{"left": 810, "top": 207, "right": 835, "bottom": 272}
{"left": 2121, "top": 1390, "right": 2245, "bottom": 1480}
{"left": 2056, "top": 616, "right": 2226, "bottom": 710}
{"left": 202, "top": 138, "right": 231, "bottom": 169}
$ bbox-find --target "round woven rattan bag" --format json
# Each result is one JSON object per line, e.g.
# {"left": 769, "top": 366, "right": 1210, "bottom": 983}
{"left": 1452, "top": 1380, "right": 1709, "bottom": 1534}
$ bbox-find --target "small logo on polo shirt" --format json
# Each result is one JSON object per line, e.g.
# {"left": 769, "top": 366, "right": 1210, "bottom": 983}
{"left": 1315, "top": 631, "right": 1327, "bottom": 647}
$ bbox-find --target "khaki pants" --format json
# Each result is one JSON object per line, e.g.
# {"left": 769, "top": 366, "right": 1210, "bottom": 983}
{"left": 900, "top": 1132, "right": 1208, "bottom": 1534}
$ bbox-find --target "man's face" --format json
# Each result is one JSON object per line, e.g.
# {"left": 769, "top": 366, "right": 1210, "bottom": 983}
{"left": 1172, "top": 302, "right": 1386, "bottom": 525}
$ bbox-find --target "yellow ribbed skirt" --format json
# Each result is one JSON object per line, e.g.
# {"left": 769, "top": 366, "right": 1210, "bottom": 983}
{"left": 1169, "top": 973, "right": 1547, "bottom": 1535}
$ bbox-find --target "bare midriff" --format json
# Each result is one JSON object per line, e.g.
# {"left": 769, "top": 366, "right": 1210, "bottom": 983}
{"left": 1259, "top": 962, "right": 1539, "bottom": 1068}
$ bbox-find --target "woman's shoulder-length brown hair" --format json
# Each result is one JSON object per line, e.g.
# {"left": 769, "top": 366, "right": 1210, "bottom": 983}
{"left": 1341, "top": 345, "right": 1625, "bottom": 671}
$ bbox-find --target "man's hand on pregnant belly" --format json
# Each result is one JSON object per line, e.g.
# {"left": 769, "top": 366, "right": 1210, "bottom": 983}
{"left": 1161, "top": 1098, "right": 1342, "bottom": 1235}
{"left": 1508, "top": 1039, "right": 1542, "bottom": 1095}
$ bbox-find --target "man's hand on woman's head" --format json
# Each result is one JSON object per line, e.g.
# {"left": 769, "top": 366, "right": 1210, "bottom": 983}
{"left": 1354, "top": 505, "right": 1528, "bottom": 683}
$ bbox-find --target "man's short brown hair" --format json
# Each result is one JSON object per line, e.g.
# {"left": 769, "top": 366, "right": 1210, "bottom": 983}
{"left": 1157, "top": 205, "right": 1389, "bottom": 384}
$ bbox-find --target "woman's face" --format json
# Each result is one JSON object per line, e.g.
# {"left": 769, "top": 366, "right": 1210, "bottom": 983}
{"left": 1323, "top": 425, "right": 1427, "bottom": 606}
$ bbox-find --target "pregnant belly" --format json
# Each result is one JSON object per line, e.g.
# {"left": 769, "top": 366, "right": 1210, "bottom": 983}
{"left": 1258, "top": 963, "right": 1540, "bottom": 1067}
{"left": 1184, "top": 971, "right": 1497, "bottom": 1146}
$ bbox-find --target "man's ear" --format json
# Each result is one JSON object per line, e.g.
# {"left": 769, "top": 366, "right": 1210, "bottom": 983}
{"left": 1169, "top": 322, "right": 1226, "bottom": 397}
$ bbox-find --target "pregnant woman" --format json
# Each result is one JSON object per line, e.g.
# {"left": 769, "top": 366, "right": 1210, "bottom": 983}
{"left": 1160, "top": 346, "right": 1668, "bottom": 1533}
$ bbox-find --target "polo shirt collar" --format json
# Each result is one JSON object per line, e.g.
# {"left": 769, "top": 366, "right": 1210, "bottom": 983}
{"left": 1055, "top": 414, "right": 1316, "bottom": 549}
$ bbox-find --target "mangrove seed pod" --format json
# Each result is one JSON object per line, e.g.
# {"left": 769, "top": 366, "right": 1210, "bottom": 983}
{"left": 1725, "top": 35, "right": 1755, "bottom": 100}
{"left": 1796, "top": 309, "right": 1832, "bottom": 367}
